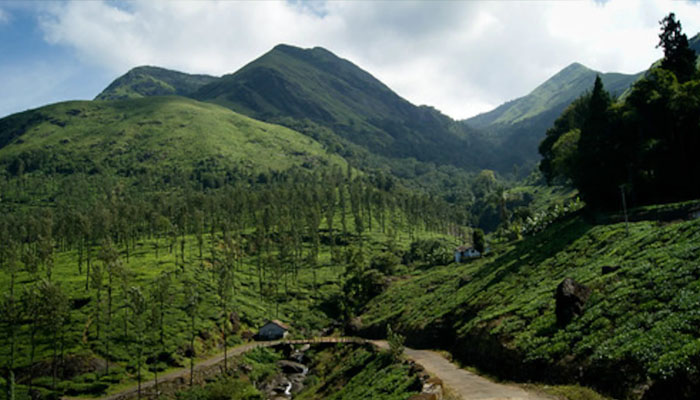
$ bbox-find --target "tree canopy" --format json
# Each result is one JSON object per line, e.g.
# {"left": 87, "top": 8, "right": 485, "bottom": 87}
{"left": 539, "top": 13, "right": 700, "bottom": 209}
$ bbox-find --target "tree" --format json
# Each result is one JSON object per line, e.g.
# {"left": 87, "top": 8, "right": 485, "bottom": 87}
{"left": 98, "top": 238, "right": 121, "bottom": 376}
{"left": 386, "top": 325, "right": 405, "bottom": 361}
{"left": 38, "top": 280, "right": 69, "bottom": 390}
{"left": 149, "top": 272, "right": 171, "bottom": 395}
{"left": 574, "top": 75, "right": 624, "bottom": 208}
{"left": 183, "top": 280, "right": 200, "bottom": 386}
{"left": 472, "top": 228, "right": 486, "bottom": 255}
{"left": 127, "top": 286, "right": 148, "bottom": 400}
{"left": 658, "top": 13, "right": 697, "bottom": 83}
{"left": 539, "top": 95, "right": 589, "bottom": 184}
{"left": 214, "top": 243, "right": 234, "bottom": 372}
{"left": 22, "top": 285, "right": 43, "bottom": 393}
{"left": 90, "top": 264, "right": 106, "bottom": 374}
{"left": 1, "top": 242, "right": 20, "bottom": 400}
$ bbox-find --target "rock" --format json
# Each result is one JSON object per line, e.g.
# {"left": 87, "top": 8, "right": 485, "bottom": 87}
{"left": 555, "top": 278, "right": 591, "bottom": 326}
{"left": 240, "top": 363, "right": 253, "bottom": 373}
{"left": 601, "top": 265, "right": 621, "bottom": 275}
{"left": 345, "top": 316, "right": 363, "bottom": 334}
{"left": 290, "top": 350, "right": 310, "bottom": 364}
{"left": 277, "top": 360, "right": 308, "bottom": 374}
{"left": 422, "top": 377, "right": 443, "bottom": 399}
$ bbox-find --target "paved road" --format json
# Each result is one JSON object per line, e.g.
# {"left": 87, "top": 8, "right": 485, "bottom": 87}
{"left": 67, "top": 337, "right": 552, "bottom": 400}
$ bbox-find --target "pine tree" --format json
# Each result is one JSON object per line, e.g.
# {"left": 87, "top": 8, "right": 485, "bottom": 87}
{"left": 658, "top": 13, "right": 697, "bottom": 83}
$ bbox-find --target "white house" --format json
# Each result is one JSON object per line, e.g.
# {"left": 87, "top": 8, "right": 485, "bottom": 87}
{"left": 258, "top": 320, "right": 290, "bottom": 341}
{"left": 454, "top": 245, "right": 480, "bottom": 263}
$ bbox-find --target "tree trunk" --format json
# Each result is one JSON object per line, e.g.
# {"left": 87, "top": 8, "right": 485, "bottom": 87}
{"left": 189, "top": 316, "right": 195, "bottom": 387}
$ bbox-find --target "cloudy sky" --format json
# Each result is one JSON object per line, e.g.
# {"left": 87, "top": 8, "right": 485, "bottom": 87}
{"left": 1, "top": 0, "right": 699, "bottom": 120}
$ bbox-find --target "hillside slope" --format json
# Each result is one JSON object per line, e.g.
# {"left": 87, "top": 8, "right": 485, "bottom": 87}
{"left": 95, "top": 66, "right": 217, "bottom": 100}
{"left": 358, "top": 211, "right": 700, "bottom": 400}
{"left": 691, "top": 33, "right": 700, "bottom": 53}
{"left": 189, "top": 44, "right": 495, "bottom": 171}
{"left": 0, "top": 96, "right": 345, "bottom": 185}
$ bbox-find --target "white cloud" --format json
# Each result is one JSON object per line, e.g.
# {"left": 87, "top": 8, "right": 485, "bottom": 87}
{"left": 36, "top": 0, "right": 700, "bottom": 119}
{"left": 0, "top": 7, "right": 10, "bottom": 24}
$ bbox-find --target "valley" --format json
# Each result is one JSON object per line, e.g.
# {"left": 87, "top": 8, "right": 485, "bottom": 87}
{"left": 1, "top": 8, "right": 700, "bottom": 400}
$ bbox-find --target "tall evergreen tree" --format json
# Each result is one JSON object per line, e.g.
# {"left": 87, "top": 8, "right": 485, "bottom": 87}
{"left": 658, "top": 13, "right": 697, "bottom": 83}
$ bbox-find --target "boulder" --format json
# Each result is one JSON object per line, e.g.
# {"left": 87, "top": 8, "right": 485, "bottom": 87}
{"left": 555, "top": 278, "right": 591, "bottom": 326}
{"left": 277, "top": 360, "right": 308, "bottom": 374}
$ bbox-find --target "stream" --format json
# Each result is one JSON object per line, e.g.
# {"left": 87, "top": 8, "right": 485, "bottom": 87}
{"left": 261, "top": 344, "right": 311, "bottom": 400}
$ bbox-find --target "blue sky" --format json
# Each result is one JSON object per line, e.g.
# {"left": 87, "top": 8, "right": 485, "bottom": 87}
{"left": 0, "top": 2, "right": 113, "bottom": 118}
{"left": 1, "top": 0, "right": 699, "bottom": 120}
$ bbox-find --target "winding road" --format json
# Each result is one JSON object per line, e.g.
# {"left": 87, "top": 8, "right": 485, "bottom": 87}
{"left": 68, "top": 337, "right": 553, "bottom": 400}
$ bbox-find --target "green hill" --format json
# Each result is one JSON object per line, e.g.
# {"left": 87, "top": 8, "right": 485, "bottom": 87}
{"left": 357, "top": 205, "right": 700, "bottom": 400}
{"left": 98, "top": 45, "right": 494, "bottom": 172}
{"left": 94, "top": 46, "right": 506, "bottom": 209}
{"left": 95, "top": 66, "right": 217, "bottom": 100}
{"left": 190, "top": 44, "right": 494, "bottom": 170}
{"left": 462, "top": 63, "right": 643, "bottom": 170}
{"left": 0, "top": 96, "right": 346, "bottom": 198}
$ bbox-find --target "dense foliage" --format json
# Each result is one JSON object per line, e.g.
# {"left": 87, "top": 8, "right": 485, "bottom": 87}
{"left": 539, "top": 14, "right": 700, "bottom": 209}
{"left": 296, "top": 344, "right": 420, "bottom": 400}
{"left": 359, "top": 207, "right": 700, "bottom": 399}
{"left": 0, "top": 103, "right": 463, "bottom": 400}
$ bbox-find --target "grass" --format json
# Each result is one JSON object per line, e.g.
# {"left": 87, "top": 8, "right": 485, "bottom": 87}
{"left": 0, "top": 202, "right": 454, "bottom": 399}
{"left": 295, "top": 344, "right": 420, "bottom": 400}
{"left": 95, "top": 66, "right": 217, "bottom": 101}
{"left": 172, "top": 344, "right": 420, "bottom": 400}
{"left": 535, "top": 384, "right": 613, "bottom": 400}
{"left": 0, "top": 96, "right": 346, "bottom": 183}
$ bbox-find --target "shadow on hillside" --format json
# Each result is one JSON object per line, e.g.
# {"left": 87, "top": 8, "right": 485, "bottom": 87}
{"left": 471, "top": 211, "right": 593, "bottom": 294}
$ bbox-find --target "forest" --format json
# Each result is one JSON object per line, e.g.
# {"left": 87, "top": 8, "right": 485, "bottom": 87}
{"left": 539, "top": 13, "right": 700, "bottom": 210}
{"left": 0, "top": 157, "right": 469, "bottom": 400}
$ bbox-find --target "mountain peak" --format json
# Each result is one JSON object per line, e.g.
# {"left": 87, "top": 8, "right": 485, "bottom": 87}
{"left": 96, "top": 66, "right": 217, "bottom": 100}
{"left": 561, "top": 62, "right": 590, "bottom": 72}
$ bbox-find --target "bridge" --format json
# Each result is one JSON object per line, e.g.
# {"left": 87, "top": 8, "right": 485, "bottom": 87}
{"left": 65, "top": 337, "right": 552, "bottom": 400}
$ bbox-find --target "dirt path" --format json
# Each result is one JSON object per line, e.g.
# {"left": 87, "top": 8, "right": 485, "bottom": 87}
{"left": 65, "top": 338, "right": 363, "bottom": 400}
{"left": 91, "top": 342, "right": 265, "bottom": 400}
{"left": 67, "top": 338, "right": 552, "bottom": 400}
{"left": 372, "top": 341, "right": 553, "bottom": 400}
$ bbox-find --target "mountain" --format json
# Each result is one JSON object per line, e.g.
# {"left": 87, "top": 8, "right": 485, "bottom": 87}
{"left": 463, "top": 63, "right": 643, "bottom": 170}
{"left": 466, "top": 63, "right": 641, "bottom": 130}
{"left": 691, "top": 33, "right": 700, "bottom": 53}
{"left": 188, "top": 44, "right": 494, "bottom": 171}
{"left": 0, "top": 96, "right": 345, "bottom": 186}
{"left": 95, "top": 66, "right": 217, "bottom": 100}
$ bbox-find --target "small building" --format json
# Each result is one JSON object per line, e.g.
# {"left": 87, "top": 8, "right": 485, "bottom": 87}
{"left": 454, "top": 245, "right": 480, "bottom": 263}
{"left": 257, "top": 320, "right": 290, "bottom": 341}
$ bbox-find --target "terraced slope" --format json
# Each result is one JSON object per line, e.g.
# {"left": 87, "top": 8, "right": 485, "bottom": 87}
{"left": 358, "top": 212, "right": 700, "bottom": 399}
